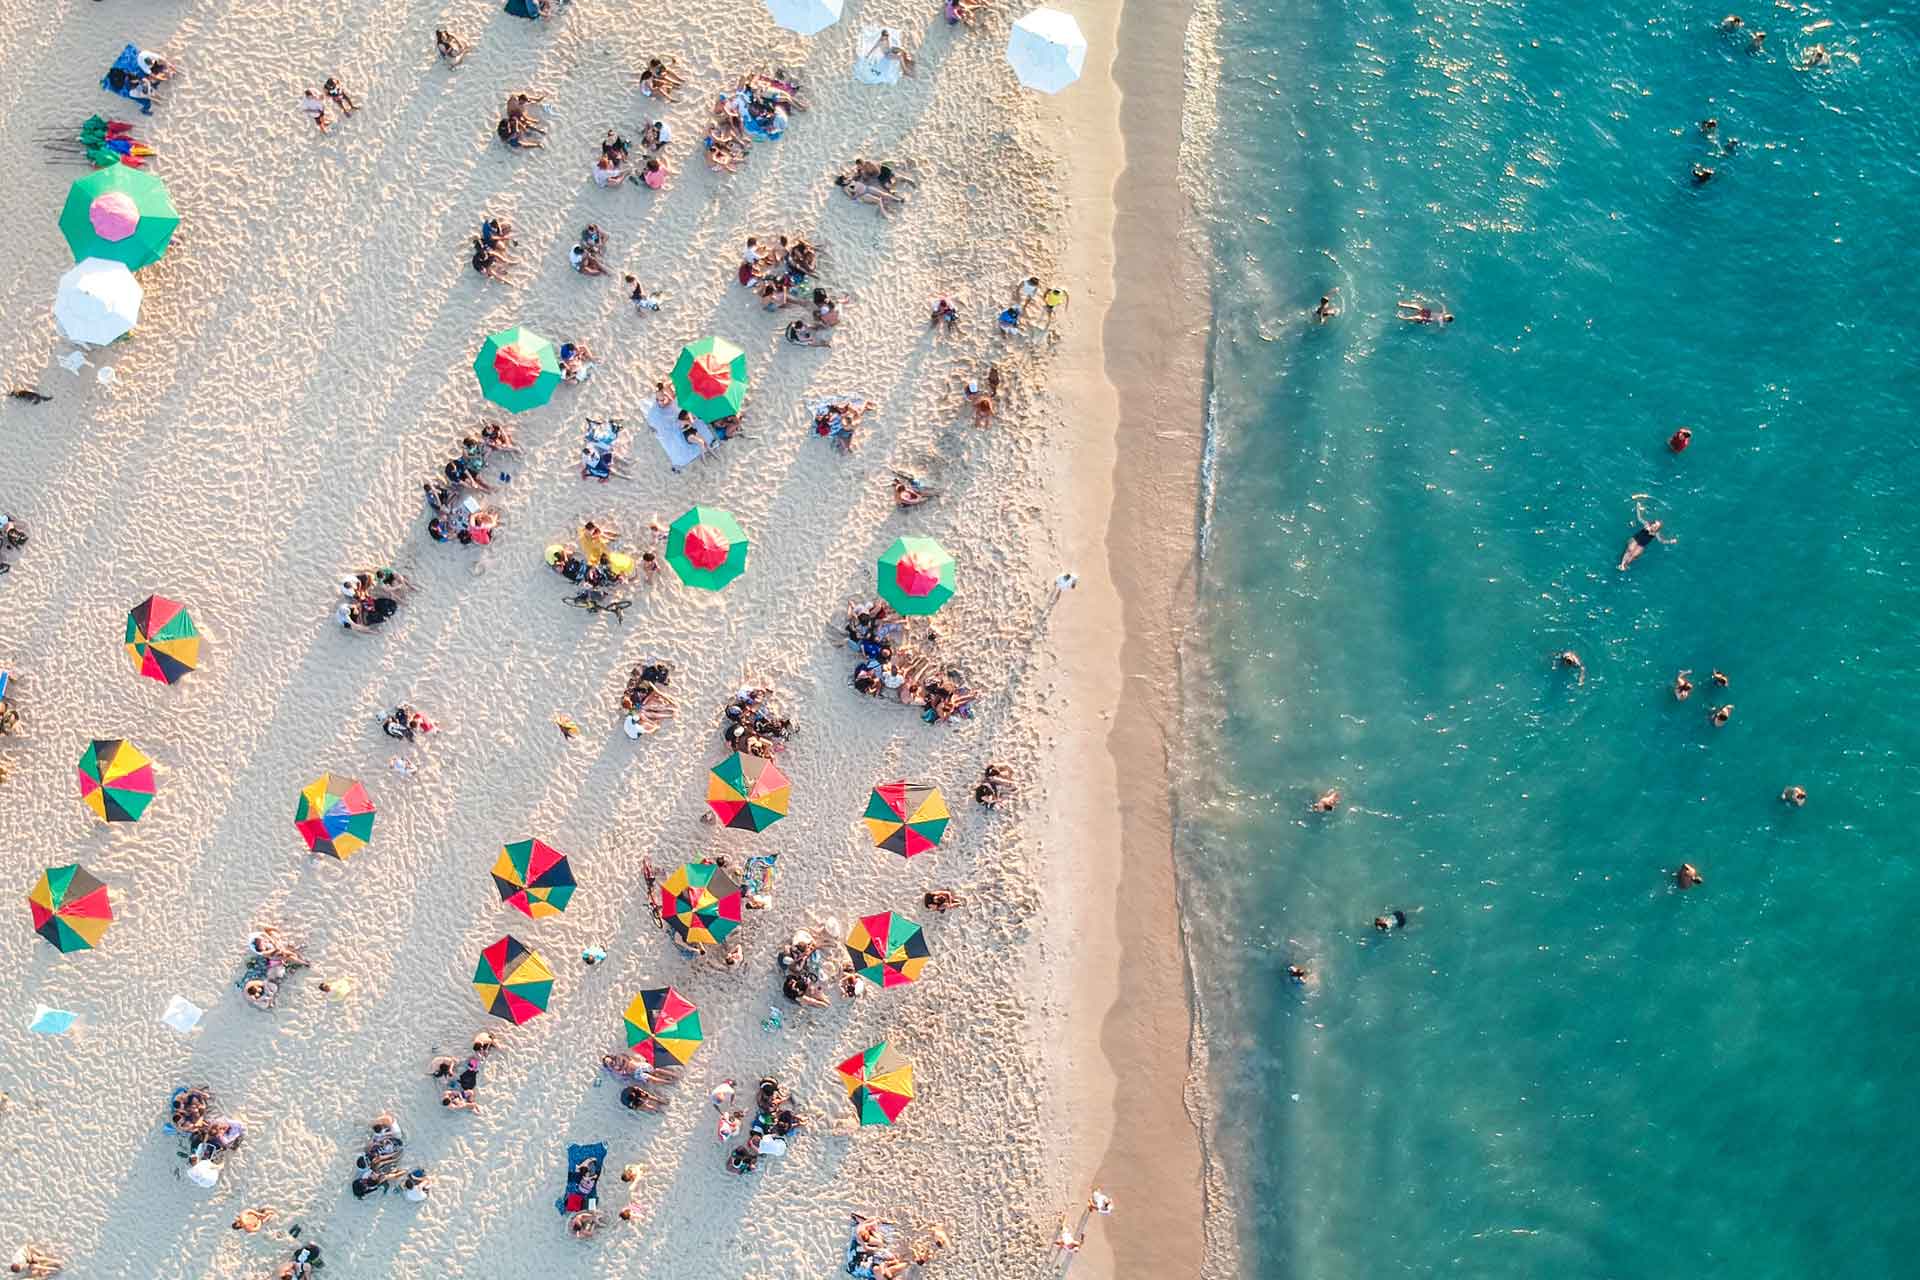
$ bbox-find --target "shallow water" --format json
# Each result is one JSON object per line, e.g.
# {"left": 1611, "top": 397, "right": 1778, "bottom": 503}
{"left": 1180, "top": 2, "right": 1920, "bottom": 1275}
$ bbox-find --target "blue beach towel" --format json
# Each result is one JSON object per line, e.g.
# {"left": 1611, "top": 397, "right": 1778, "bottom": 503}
{"left": 101, "top": 44, "right": 153, "bottom": 115}
{"left": 555, "top": 1141, "right": 607, "bottom": 1214}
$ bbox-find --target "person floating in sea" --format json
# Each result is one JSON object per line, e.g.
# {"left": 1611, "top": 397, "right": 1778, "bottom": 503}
{"left": 1556, "top": 651, "right": 1586, "bottom": 685}
{"left": 1710, "top": 703, "right": 1734, "bottom": 727}
{"left": 1782, "top": 785, "right": 1808, "bottom": 807}
{"left": 1676, "top": 863, "right": 1704, "bottom": 889}
{"left": 1374, "top": 910, "right": 1409, "bottom": 933}
{"left": 1618, "top": 500, "right": 1676, "bottom": 571}
{"left": 1313, "top": 291, "right": 1338, "bottom": 323}
{"left": 1397, "top": 298, "right": 1453, "bottom": 325}
{"left": 1673, "top": 669, "right": 1694, "bottom": 701}
{"left": 1668, "top": 426, "right": 1693, "bottom": 453}
{"left": 1309, "top": 788, "right": 1340, "bottom": 813}
{"left": 1711, "top": 670, "right": 1729, "bottom": 688}
{"left": 1691, "top": 163, "right": 1715, "bottom": 186}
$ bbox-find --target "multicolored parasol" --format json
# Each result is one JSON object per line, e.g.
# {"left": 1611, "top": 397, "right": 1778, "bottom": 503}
{"left": 473, "top": 935, "right": 554, "bottom": 1024}
{"left": 669, "top": 336, "right": 748, "bottom": 423}
{"left": 862, "top": 782, "right": 950, "bottom": 857}
{"left": 124, "top": 594, "right": 200, "bottom": 684}
{"left": 473, "top": 325, "right": 562, "bottom": 413}
{"left": 491, "top": 839, "right": 576, "bottom": 918}
{"left": 623, "top": 986, "right": 704, "bottom": 1065}
{"left": 76, "top": 738, "right": 155, "bottom": 822}
{"left": 844, "top": 912, "right": 931, "bottom": 988}
{"left": 664, "top": 505, "right": 749, "bottom": 591}
{"left": 837, "top": 1041, "right": 915, "bottom": 1125}
{"left": 876, "top": 536, "right": 957, "bottom": 616}
{"left": 293, "top": 773, "right": 375, "bottom": 859}
{"left": 659, "top": 862, "right": 744, "bottom": 947}
{"left": 57, "top": 165, "right": 180, "bottom": 270}
{"left": 706, "top": 752, "right": 790, "bottom": 832}
{"left": 27, "top": 864, "right": 114, "bottom": 953}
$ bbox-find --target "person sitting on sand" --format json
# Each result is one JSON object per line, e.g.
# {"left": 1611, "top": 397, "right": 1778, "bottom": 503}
{"left": 471, "top": 237, "right": 512, "bottom": 281}
{"left": 893, "top": 473, "right": 931, "bottom": 507}
{"left": 929, "top": 296, "right": 960, "bottom": 334}
{"left": 1397, "top": 298, "right": 1453, "bottom": 324}
{"left": 786, "top": 319, "right": 832, "bottom": 348}
{"left": 570, "top": 240, "right": 608, "bottom": 276}
{"left": 301, "top": 89, "right": 331, "bottom": 132}
{"left": 641, "top": 118, "right": 671, "bottom": 153}
{"left": 436, "top": 28, "right": 469, "bottom": 66}
{"left": 323, "top": 77, "right": 358, "bottom": 115}
{"left": 946, "top": 0, "right": 983, "bottom": 25}
{"left": 623, "top": 275, "right": 664, "bottom": 313}
{"left": 1618, "top": 500, "right": 1676, "bottom": 571}
{"left": 593, "top": 153, "right": 628, "bottom": 188}
{"left": 866, "top": 28, "right": 917, "bottom": 76}
{"left": 440, "top": 1087, "right": 478, "bottom": 1111}
{"left": 923, "top": 889, "right": 964, "bottom": 913}
{"left": 569, "top": 1210, "right": 603, "bottom": 1239}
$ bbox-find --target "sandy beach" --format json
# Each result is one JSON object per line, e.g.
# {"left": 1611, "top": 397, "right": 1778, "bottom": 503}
{"left": 0, "top": 1, "right": 1209, "bottom": 1278}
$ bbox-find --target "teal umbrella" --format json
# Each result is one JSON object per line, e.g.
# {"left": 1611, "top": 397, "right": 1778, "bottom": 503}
{"left": 58, "top": 166, "right": 179, "bottom": 270}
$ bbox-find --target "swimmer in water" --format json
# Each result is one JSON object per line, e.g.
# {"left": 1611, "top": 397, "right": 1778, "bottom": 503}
{"left": 1313, "top": 291, "right": 1338, "bottom": 323}
{"left": 1309, "top": 788, "right": 1341, "bottom": 813}
{"left": 1691, "top": 163, "right": 1715, "bottom": 186}
{"left": 1556, "top": 651, "right": 1586, "bottom": 685}
{"left": 1618, "top": 501, "right": 1676, "bottom": 571}
{"left": 1669, "top": 426, "right": 1692, "bottom": 452}
{"left": 1718, "top": 15, "right": 1743, "bottom": 33}
{"left": 1801, "top": 44, "right": 1829, "bottom": 68}
{"left": 1748, "top": 30, "right": 1766, "bottom": 53}
{"left": 1699, "top": 118, "right": 1718, "bottom": 137}
{"left": 1676, "top": 863, "right": 1704, "bottom": 889}
{"left": 1710, "top": 703, "right": 1733, "bottom": 727}
{"left": 1673, "top": 670, "right": 1694, "bottom": 701}
{"left": 1373, "top": 910, "right": 1408, "bottom": 933}
{"left": 1711, "top": 670, "right": 1729, "bottom": 688}
{"left": 1397, "top": 299, "right": 1454, "bottom": 325}
{"left": 1781, "top": 785, "right": 1807, "bottom": 807}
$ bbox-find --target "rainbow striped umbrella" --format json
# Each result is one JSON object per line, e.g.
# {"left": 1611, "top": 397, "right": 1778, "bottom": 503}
{"left": 491, "top": 838, "right": 576, "bottom": 918}
{"left": 76, "top": 739, "right": 155, "bottom": 822}
{"left": 124, "top": 594, "right": 201, "bottom": 684}
{"left": 27, "top": 864, "right": 114, "bottom": 953}
{"left": 876, "top": 536, "right": 956, "bottom": 616}
{"left": 623, "top": 986, "right": 704, "bottom": 1065}
{"left": 473, "top": 934, "right": 554, "bottom": 1024}
{"left": 837, "top": 1041, "right": 915, "bottom": 1126}
{"left": 707, "top": 752, "right": 790, "bottom": 832}
{"left": 659, "top": 862, "right": 744, "bottom": 947}
{"left": 293, "top": 773, "right": 375, "bottom": 859}
{"left": 862, "top": 781, "right": 949, "bottom": 857}
{"left": 844, "top": 911, "right": 931, "bottom": 988}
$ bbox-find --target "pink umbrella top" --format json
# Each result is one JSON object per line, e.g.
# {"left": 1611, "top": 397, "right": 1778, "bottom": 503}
{"left": 493, "top": 344, "right": 541, "bottom": 390}
{"left": 895, "top": 554, "right": 944, "bottom": 597}
{"left": 683, "top": 525, "right": 730, "bottom": 570}
{"left": 90, "top": 191, "right": 140, "bottom": 242}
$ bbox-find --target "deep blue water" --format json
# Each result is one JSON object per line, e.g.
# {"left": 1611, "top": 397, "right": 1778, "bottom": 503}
{"left": 1181, "top": 3, "right": 1920, "bottom": 1276}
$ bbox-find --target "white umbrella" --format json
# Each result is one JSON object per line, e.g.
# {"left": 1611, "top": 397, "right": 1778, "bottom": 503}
{"left": 55, "top": 257, "right": 142, "bottom": 345}
{"left": 1007, "top": 8, "right": 1088, "bottom": 94}
{"left": 764, "top": 0, "right": 843, "bottom": 37}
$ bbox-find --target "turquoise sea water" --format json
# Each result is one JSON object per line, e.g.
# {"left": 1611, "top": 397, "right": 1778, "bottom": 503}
{"left": 1180, "top": 3, "right": 1920, "bottom": 1276}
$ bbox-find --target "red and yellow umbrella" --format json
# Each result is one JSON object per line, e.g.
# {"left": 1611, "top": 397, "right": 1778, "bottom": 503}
{"left": 490, "top": 839, "right": 576, "bottom": 918}
{"left": 659, "top": 862, "right": 744, "bottom": 947}
{"left": 844, "top": 911, "right": 931, "bottom": 988}
{"left": 473, "top": 935, "right": 554, "bottom": 1024}
{"left": 623, "top": 986, "right": 704, "bottom": 1065}
{"left": 76, "top": 739, "right": 155, "bottom": 822}
{"left": 862, "top": 781, "right": 949, "bottom": 857}
{"left": 838, "top": 1041, "right": 915, "bottom": 1126}
{"left": 124, "top": 595, "right": 201, "bottom": 684}
{"left": 293, "top": 774, "right": 375, "bottom": 859}
{"left": 706, "top": 752, "right": 790, "bottom": 832}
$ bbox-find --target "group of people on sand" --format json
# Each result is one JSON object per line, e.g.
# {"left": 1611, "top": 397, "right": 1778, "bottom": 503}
{"left": 496, "top": 90, "right": 549, "bottom": 150}
{"left": 593, "top": 125, "right": 668, "bottom": 191}
{"left": 847, "top": 1212, "right": 950, "bottom": 1278}
{"left": 722, "top": 686, "right": 795, "bottom": 758}
{"left": 422, "top": 423, "right": 518, "bottom": 546}
{"left": 427, "top": 1033, "right": 496, "bottom": 1114}
{"left": 718, "top": 1075, "right": 808, "bottom": 1175}
{"left": 847, "top": 623, "right": 978, "bottom": 726}
{"left": 739, "top": 232, "right": 822, "bottom": 298}
{"left": 833, "top": 157, "right": 916, "bottom": 217}
{"left": 349, "top": 1111, "right": 433, "bottom": 1202}
{"left": 620, "top": 659, "right": 677, "bottom": 737}
{"left": 169, "top": 1085, "right": 247, "bottom": 1189}
{"left": 334, "top": 566, "right": 414, "bottom": 634}
{"left": 239, "top": 927, "right": 309, "bottom": 1011}
{"left": 300, "top": 77, "right": 357, "bottom": 133}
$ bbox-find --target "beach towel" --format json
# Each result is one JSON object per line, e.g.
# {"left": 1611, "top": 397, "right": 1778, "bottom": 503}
{"left": 101, "top": 45, "right": 153, "bottom": 115}
{"left": 854, "top": 29, "right": 904, "bottom": 86}
{"left": 646, "top": 399, "right": 714, "bottom": 471}
{"left": 737, "top": 93, "right": 787, "bottom": 142}
{"left": 555, "top": 1141, "right": 608, "bottom": 1214}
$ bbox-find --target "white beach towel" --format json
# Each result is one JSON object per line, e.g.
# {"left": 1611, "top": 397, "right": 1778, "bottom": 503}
{"left": 854, "top": 29, "right": 903, "bottom": 85}
{"left": 646, "top": 399, "right": 715, "bottom": 470}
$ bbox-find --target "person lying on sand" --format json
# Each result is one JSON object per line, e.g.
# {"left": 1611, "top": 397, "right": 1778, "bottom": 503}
{"left": 865, "top": 28, "right": 917, "bottom": 76}
{"left": 924, "top": 889, "right": 965, "bottom": 912}
{"left": 893, "top": 473, "right": 932, "bottom": 507}
{"left": 852, "top": 157, "right": 917, "bottom": 190}
{"left": 833, "top": 174, "right": 906, "bottom": 215}
{"left": 301, "top": 89, "right": 330, "bottom": 132}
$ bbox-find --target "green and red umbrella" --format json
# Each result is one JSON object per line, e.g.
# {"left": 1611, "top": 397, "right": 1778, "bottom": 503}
{"left": 473, "top": 326, "right": 562, "bottom": 412}
{"left": 845, "top": 912, "right": 931, "bottom": 988}
{"left": 27, "top": 864, "right": 115, "bottom": 953}
{"left": 124, "top": 594, "right": 200, "bottom": 684}
{"left": 623, "top": 986, "right": 703, "bottom": 1066}
{"left": 862, "top": 782, "right": 950, "bottom": 857}
{"left": 664, "top": 506, "right": 749, "bottom": 590}
{"left": 706, "top": 752, "right": 790, "bottom": 832}
{"left": 837, "top": 1041, "right": 915, "bottom": 1125}
{"left": 659, "top": 862, "right": 744, "bottom": 946}
{"left": 877, "top": 536, "right": 956, "bottom": 616}
{"left": 473, "top": 934, "right": 554, "bottom": 1024}
{"left": 491, "top": 838, "right": 576, "bottom": 918}
{"left": 670, "top": 336, "right": 748, "bottom": 422}
{"left": 293, "top": 773, "right": 375, "bottom": 859}
{"left": 76, "top": 739, "right": 156, "bottom": 822}
{"left": 58, "top": 165, "right": 180, "bottom": 270}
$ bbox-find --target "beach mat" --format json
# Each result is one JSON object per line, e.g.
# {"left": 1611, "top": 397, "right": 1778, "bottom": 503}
{"left": 555, "top": 1141, "right": 607, "bottom": 1214}
{"left": 854, "top": 29, "right": 904, "bottom": 85}
{"left": 646, "top": 400, "right": 714, "bottom": 470}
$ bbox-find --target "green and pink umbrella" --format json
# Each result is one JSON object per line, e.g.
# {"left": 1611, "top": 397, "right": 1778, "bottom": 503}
{"left": 473, "top": 326, "right": 562, "bottom": 412}
{"left": 664, "top": 506, "right": 749, "bottom": 590}
{"left": 877, "top": 536, "right": 956, "bottom": 616}
{"left": 58, "top": 166, "right": 179, "bottom": 270}
{"left": 670, "top": 336, "right": 748, "bottom": 422}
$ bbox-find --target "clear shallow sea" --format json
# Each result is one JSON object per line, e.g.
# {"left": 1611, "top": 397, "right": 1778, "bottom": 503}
{"left": 1178, "top": 2, "right": 1920, "bottom": 1276}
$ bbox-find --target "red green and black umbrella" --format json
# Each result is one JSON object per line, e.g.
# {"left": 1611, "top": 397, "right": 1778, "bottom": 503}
{"left": 28, "top": 864, "right": 115, "bottom": 953}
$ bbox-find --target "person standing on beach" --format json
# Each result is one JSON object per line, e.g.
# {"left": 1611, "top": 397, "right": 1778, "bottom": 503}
{"left": 1045, "top": 571, "right": 1078, "bottom": 615}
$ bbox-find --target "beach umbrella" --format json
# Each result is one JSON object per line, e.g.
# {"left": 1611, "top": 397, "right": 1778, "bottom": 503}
{"left": 844, "top": 912, "right": 931, "bottom": 988}
{"left": 473, "top": 935, "right": 554, "bottom": 1024}
{"left": 124, "top": 594, "right": 200, "bottom": 684}
{"left": 670, "top": 336, "right": 748, "bottom": 423}
{"left": 473, "top": 326, "right": 562, "bottom": 413}
{"left": 862, "top": 782, "right": 950, "bottom": 857}
{"left": 491, "top": 838, "right": 576, "bottom": 918}
{"left": 664, "top": 505, "right": 750, "bottom": 591}
{"left": 706, "top": 752, "right": 790, "bottom": 832}
{"left": 1006, "top": 8, "right": 1088, "bottom": 94}
{"left": 58, "top": 165, "right": 180, "bottom": 269}
{"left": 623, "top": 986, "right": 704, "bottom": 1066}
{"left": 876, "top": 536, "right": 957, "bottom": 616}
{"left": 27, "top": 864, "right": 114, "bottom": 953}
{"left": 293, "top": 773, "right": 375, "bottom": 859}
{"left": 837, "top": 1041, "right": 915, "bottom": 1125}
{"left": 76, "top": 739, "right": 155, "bottom": 822}
{"left": 659, "top": 862, "right": 744, "bottom": 947}
{"left": 764, "top": 0, "right": 843, "bottom": 35}
{"left": 54, "top": 257, "right": 142, "bottom": 345}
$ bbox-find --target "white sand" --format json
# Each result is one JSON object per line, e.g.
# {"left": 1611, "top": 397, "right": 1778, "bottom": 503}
{"left": 0, "top": 1, "right": 1153, "bottom": 1277}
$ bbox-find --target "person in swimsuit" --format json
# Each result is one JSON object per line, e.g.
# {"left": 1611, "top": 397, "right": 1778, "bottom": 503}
{"left": 1673, "top": 669, "right": 1694, "bottom": 701}
{"left": 1710, "top": 703, "right": 1733, "bottom": 727}
{"left": 1675, "top": 863, "right": 1704, "bottom": 889}
{"left": 1309, "top": 788, "right": 1340, "bottom": 812}
{"left": 1618, "top": 501, "right": 1675, "bottom": 570}
{"left": 1781, "top": 785, "right": 1807, "bottom": 807}
{"left": 1313, "top": 292, "right": 1338, "bottom": 322}
{"left": 1668, "top": 427, "right": 1692, "bottom": 452}
{"left": 1373, "top": 910, "right": 1408, "bottom": 932}
{"left": 1556, "top": 651, "right": 1586, "bottom": 685}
